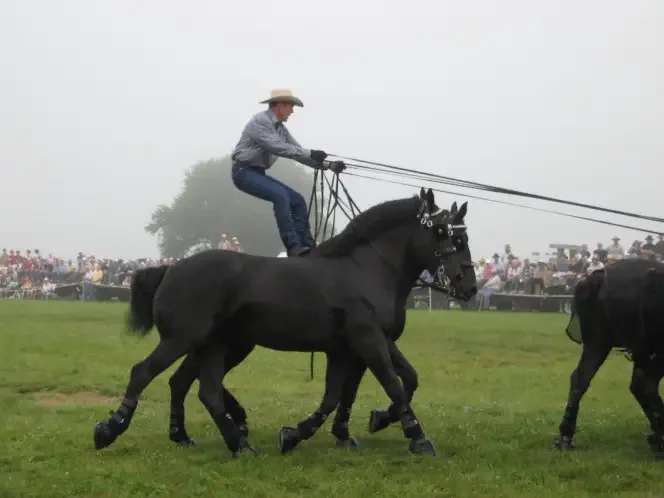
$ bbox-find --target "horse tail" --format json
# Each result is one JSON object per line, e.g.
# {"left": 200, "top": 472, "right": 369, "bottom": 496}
{"left": 125, "top": 265, "right": 169, "bottom": 337}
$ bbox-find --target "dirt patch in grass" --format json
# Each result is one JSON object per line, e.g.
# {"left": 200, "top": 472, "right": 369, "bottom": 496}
{"left": 33, "top": 391, "right": 120, "bottom": 406}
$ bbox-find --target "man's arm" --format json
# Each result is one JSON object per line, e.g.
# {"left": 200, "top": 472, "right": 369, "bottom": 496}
{"left": 282, "top": 128, "right": 321, "bottom": 168}
{"left": 245, "top": 115, "right": 313, "bottom": 163}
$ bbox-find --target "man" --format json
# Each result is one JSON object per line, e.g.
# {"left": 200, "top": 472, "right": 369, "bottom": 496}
{"left": 607, "top": 236, "right": 624, "bottom": 260}
{"left": 655, "top": 234, "right": 664, "bottom": 260}
{"left": 593, "top": 243, "right": 608, "bottom": 264}
{"left": 642, "top": 235, "right": 657, "bottom": 260}
{"left": 231, "top": 89, "right": 346, "bottom": 257}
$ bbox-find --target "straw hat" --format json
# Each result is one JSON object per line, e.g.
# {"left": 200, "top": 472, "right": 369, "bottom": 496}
{"left": 259, "top": 88, "right": 304, "bottom": 107}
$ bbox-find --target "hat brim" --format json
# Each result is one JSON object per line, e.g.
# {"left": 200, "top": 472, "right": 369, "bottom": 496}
{"left": 260, "top": 96, "right": 304, "bottom": 107}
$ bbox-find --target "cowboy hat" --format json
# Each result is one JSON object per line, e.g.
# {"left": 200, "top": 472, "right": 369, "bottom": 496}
{"left": 260, "top": 88, "right": 304, "bottom": 107}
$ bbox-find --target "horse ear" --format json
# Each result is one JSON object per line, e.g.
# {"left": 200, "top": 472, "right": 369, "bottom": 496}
{"left": 451, "top": 202, "right": 458, "bottom": 213}
{"left": 419, "top": 187, "right": 426, "bottom": 200}
{"left": 426, "top": 188, "right": 435, "bottom": 210}
{"left": 454, "top": 202, "right": 468, "bottom": 223}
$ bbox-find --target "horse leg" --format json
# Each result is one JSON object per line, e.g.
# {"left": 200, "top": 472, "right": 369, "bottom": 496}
{"left": 554, "top": 342, "right": 611, "bottom": 450}
{"left": 330, "top": 356, "right": 367, "bottom": 449}
{"left": 628, "top": 358, "right": 664, "bottom": 457}
{"left": 349, "top": 323, "right": 436, "bottom": 456}
{"left": 218, "top": 344, "right": 255, "bottom": 440}
{"left": 168, "top": 353, "right": 198, "bottom": 446}
{"left": 278, "top": 351, "right": 349, "bottom": 454}
{"left": 369, "top": 340, "right": 418, "bottom": 434}
{"left": 168, "top": 344, "right": 255, "bottom": 446}
{"left": 93, "top": 337, "right": 189, "bottom": 450}
{"left": 196, "top": 339, "right": 256, "bottom": 458}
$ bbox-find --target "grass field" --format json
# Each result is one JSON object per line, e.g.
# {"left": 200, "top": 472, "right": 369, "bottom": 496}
{"left": 1, "top": 301, "right": 662, "bottom": 497}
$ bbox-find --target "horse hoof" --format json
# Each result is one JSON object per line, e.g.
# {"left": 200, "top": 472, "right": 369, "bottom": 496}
{"left": 553, "top": 436, "right": 575, "bottom": 451}
{"left": 408, "top": 436, "right": 437, "bottom": 456}
{"left": 647, "top": 433, "right": 664, "bottom": 458}
{"left": 278, "top": 426, "right": 300, "bottom": 454}
{"left": 232, "top": 436, "right": 258, "bottom": 458}
{"left": 93, "top": 421, "right": 116, "bottom": 450}
{"left": 336, "top": 437, "right": 359, "bottom": 450}
{"left": 368, "top": 409, "right": 391, "bottom": 433}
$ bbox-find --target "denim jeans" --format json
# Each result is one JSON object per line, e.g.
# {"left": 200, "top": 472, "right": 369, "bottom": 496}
{"left": 231, "top": 164, "right": 314, "bottom": 252}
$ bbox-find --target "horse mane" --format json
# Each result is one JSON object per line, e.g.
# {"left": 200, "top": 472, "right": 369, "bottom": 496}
{"left": 316, "top": 195, "right": 422, "bottom": 257}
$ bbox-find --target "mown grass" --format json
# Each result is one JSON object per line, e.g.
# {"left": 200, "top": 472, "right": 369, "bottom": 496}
{"left": 0, "top": 301, "right": 662, "bottom": 497}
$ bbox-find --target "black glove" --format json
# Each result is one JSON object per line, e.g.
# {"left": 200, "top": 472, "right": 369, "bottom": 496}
{"left": 310, "top": 149, "right": 328, "bottom": 162}
{"left": 329, "top": 160, "right": 346, "bottom": 174}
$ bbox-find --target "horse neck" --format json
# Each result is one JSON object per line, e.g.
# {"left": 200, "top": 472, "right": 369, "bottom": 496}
{"left": 352, "top": 223, "right": 427, "bottom": 288}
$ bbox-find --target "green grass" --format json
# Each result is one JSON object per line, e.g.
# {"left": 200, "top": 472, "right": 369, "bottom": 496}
{"left": 0, "top": 301, "right": 662, "bottom": 497}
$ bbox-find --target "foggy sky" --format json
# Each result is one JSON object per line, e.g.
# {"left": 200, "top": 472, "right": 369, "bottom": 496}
{"left": 1, "top": 0, "right": 662, "bottom": 261}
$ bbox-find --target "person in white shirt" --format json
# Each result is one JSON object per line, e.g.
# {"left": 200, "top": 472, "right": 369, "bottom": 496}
{"left": 607, "top": 236, "right": 625, "bottom": 260}
{"left": 478, "top": 268, "right": 501, "bottom": 310}
{"left": 586, "top": 255, "right": 605, "bottom": 275}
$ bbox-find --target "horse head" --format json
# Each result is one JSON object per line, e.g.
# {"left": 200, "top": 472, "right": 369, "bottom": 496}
{"left": 414, "top": 187, "right": 477, "bottom": 301}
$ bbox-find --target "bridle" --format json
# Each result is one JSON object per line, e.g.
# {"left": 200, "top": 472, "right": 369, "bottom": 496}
{"left": 416, "top": 203, "right": 473, "bottom": 297}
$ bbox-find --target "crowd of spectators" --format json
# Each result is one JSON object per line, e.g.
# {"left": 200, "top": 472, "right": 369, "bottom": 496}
{"left": 474, "top": 234, "right": 664, "bottom": 310}
{"left": 0, "top": 233, "right": 246, "bottom": 299}
{"left": 3, "top": 232, "right": 661, "bottom": 304}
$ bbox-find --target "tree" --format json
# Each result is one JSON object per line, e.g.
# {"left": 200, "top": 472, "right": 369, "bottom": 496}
{"left": 145, "top": 156, "right": 340, "bottom": 258}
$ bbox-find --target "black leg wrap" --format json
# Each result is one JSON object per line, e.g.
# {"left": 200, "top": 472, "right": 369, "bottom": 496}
{"left": 369, "top": 408, "right": 393, "bottom": 433}
{"left": 647, "top": 432, "right": 664, "bottom": 457}
{"left": 93, "top": 396, "right": 138, "bottom": 450}
{"left": 331, "top": 418, "right": 350, "bottom": 441}
{"left": 401, "top": 414, "right": 424, "bottom": 440}
{"left": 559, "top": 404, "right": 579, "bottom": 439}
{"left": 212, "top": 412, "right": 242, "bottom": 453}
{"left": 169, "top": 412, "right": 195, "bottom": 446}
{"left": 278, "top": 426, "right": 301, "bottom": 454}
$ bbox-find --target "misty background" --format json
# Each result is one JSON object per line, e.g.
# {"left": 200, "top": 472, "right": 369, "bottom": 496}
{"left": 1, "top": 0, "right": 662, "bottom": 260}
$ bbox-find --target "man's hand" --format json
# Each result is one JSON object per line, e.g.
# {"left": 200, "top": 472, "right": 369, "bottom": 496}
{"left": 310, "top": 150, "right": 328, "bottom": 162}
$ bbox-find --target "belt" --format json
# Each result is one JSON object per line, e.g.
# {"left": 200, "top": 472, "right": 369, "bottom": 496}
{"left": 233, "top": 161, "right": 267, "bottom": 171}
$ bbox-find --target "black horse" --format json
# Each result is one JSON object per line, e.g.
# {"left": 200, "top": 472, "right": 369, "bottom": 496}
{"left": 555, "top": 258, "right": 664, "bottom": 456}
{"left": 93, "top": 188, "right": 476, "bottom": 458}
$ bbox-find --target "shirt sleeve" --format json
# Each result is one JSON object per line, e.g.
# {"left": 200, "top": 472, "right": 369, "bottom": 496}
{"left": 282, "top": 127, "right": 320, "bottom": 167}
{"left": 245, "top": 115, "right": 313, "bottom": 164}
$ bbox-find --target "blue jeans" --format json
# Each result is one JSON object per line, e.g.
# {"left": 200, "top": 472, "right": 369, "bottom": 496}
{"left": 231, "top": 164, "right": 314, "bottom": 252}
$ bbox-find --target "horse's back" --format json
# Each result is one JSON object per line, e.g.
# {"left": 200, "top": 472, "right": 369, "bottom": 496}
{"left": 152, "top": 249, "right": 249, "bottom": 317}
{"left": 575, "top": 258, "right": 664, "bottom": 351}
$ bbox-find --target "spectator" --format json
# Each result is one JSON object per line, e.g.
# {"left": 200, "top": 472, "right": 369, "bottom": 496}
{"left": 501, "top": 244, "right": 513, "bottom": 265}
{"left": 593, "top": 243, "right": 608, "bottom": 264}
{"left": 478, "top": 267, "right": 501, "bottom": 310}
{"left": 504, "top": 259, "right": 521, "bottom": 292}
{"left": 655, "top": 234, "right": 664, "bottom": 259}
{"left": 587, "top": 254, "right": 604, "bottom": 274}
{"left": 218, "top": 233, "right": 232, "bottom": 250}
{"left": 491, "top": 253, "right": 504, "bottom": 277}
{"left": 627, "top": 240, "right": 642, "bottom": 259}
{"left": 642, "top": 235, "right": 657, "bottom": 260}
{"left": 520, "top": 258, "right": 534, "bottom": 294}
{"left": 231, "top": 237, "right": 244, "bottom": 253}
{"left": 607, "top": 236, "right": 625, "bottom": 260}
